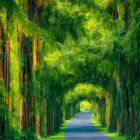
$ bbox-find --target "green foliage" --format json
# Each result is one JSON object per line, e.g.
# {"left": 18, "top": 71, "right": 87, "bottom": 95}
{"left": 0, "top": 79, "right": 7, "bottom": 124}
{"left": 0, "top": 0, "right": 140, "bottom": 139}
{"left": 80, "top": 101, "right": 93, "bottom": 112}
{"left": 133, "top": 131, "right": 140, "bottom": 140}
{"left": 91, "top": 113, "right": 127, "bottom": 140}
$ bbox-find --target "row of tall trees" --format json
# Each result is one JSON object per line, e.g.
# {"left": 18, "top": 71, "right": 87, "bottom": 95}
{"left": 0, "top": 0, "right": 139, "bottom": 140}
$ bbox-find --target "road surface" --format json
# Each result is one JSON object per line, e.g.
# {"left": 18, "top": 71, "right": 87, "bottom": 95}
{"left": 65, "top": 111, "right": 114, "bottom": 140}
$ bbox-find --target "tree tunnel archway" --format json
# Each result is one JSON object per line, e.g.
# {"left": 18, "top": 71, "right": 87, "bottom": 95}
{"left": 0, "top": 0, "right": 139, "bottom": 140}
{"left": 63, "top": 83, "right": 108, "bottom": 126}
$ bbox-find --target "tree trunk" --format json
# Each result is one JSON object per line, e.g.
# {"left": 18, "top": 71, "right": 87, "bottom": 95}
{"left": 20, "top": 34, "right": 35, "bottom": 135}
{"left": 0, "top": 21, "right": 5, "bottom": 136}
{"left": 124, "top": 1, "right": 130, "bottom": 29}
{"left": 0, "top": 22, "right": 4, "bottom": 79}
{"left": 0, "top": 16, "right": 10, "bottom": 136}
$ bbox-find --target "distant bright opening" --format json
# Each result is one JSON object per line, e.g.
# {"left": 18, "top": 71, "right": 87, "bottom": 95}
{"left": 80, "top": 100, "right": 93, "bottom": 112}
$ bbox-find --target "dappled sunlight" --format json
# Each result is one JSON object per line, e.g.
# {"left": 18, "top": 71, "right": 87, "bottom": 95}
{"left": 0, "top": 0, "right": 139, "bottom": 140}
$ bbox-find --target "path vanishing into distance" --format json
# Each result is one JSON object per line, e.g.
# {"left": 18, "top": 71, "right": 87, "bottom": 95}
{"left": 65, "top": 111, "right": 114, "bottom": 140}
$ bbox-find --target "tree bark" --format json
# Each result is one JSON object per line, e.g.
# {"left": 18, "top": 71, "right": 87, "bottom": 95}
{"left": 124, "top": 1, "right": 130, "bottom": 29}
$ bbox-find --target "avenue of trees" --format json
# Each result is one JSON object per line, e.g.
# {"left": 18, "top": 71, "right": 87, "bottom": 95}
{"left": 0, "top": 0, "right": 139, "bottom": 140}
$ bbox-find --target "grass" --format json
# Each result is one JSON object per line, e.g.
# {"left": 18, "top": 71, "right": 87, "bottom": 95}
{"left": 38, "top": 117, "right": 74, "bottom": 140}
{"left": 91, "top": 114, "right": 127, "bottom": 140}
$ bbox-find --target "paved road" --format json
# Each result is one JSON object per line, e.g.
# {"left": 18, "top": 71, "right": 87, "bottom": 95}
{"left": 65, "top": 111, "right": 114, "bottom": 140}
